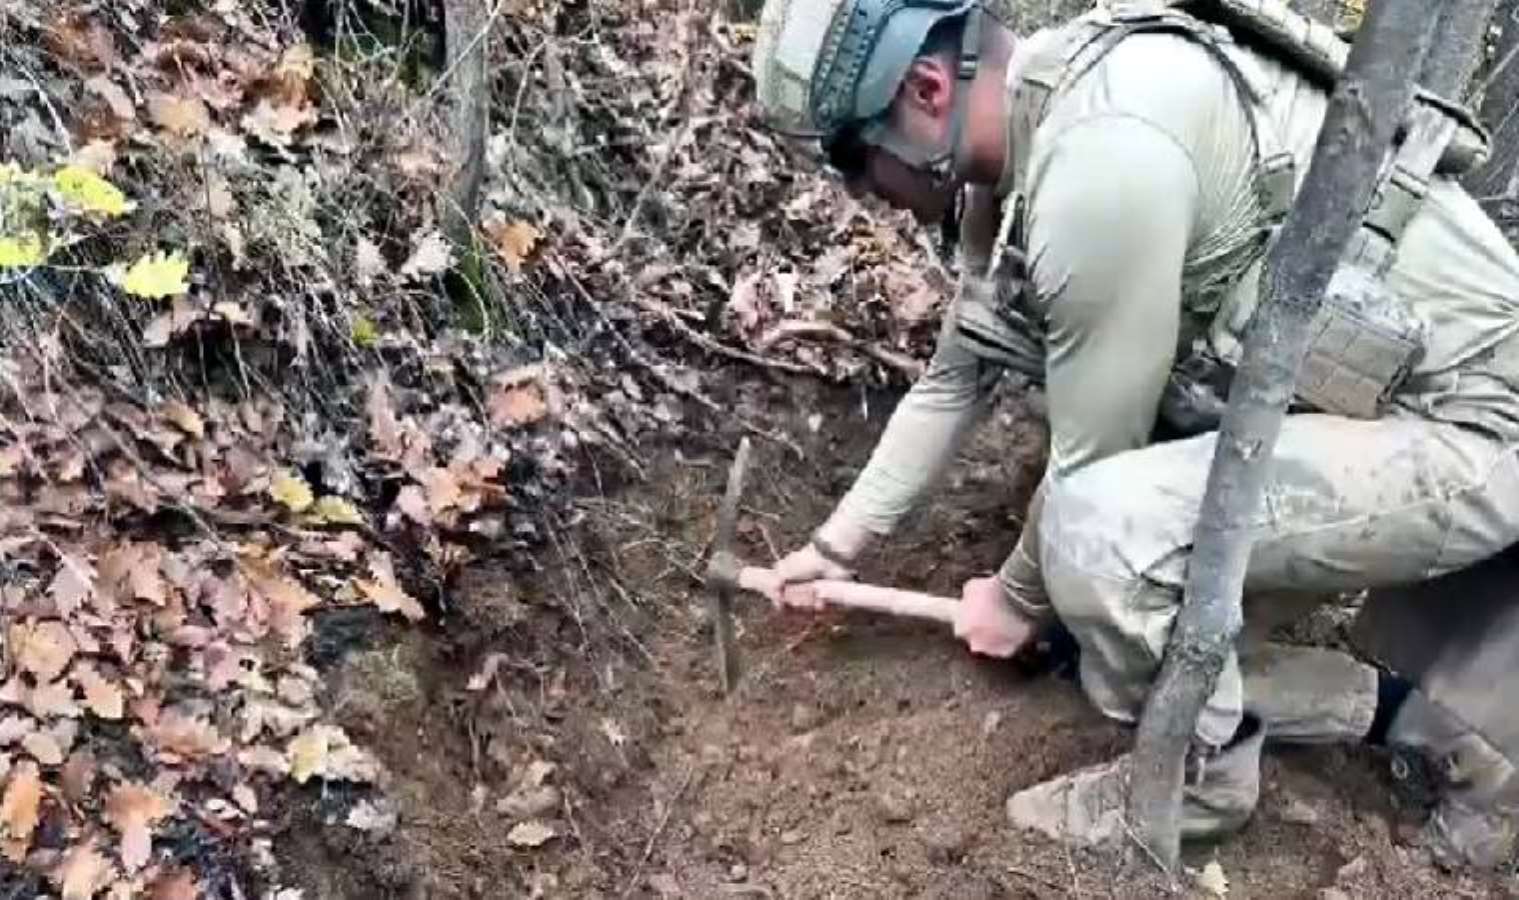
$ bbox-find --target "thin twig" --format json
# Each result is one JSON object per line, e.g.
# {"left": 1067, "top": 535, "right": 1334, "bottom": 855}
{"left": 620, "top": 763, "right": 697, "bottom": 899}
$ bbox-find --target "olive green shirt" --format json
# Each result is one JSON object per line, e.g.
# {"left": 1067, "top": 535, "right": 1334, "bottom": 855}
{"left": 829, "top": 27, "right": 1519, "bottom": 613}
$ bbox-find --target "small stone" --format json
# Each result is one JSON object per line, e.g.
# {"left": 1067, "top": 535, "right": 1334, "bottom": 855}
{"left": 922, "top": 823, "right": 969, "bottom": 863}
{"left": 497, "top": 786, "right": 562, "bottom": 820}
{"left": 1318, "top": 889, "right": 1351, "bottom": 900}
{"left": 981, "top": 711, "right": 1003, "bottom": 738}
{"left": 1280, "top": 798, "right": 1321, "bottom": 826}
{"left": 727, "top": 863, "right": 748, "bottom": 882}
{"left": 790, "top": 704, "right": 820, "bottom": 733}
{"left": 780, "top": 829, "right": 805, "bottom": 846}
{"left": 876, "top": 788, "right": 915, "bottom": 824}
{"left": 1336, "top": 855, "right": 1368, "bottom": 883}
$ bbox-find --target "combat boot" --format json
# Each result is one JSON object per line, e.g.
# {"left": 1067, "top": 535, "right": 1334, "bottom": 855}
{"left": 1006, "top": 716, "right": 1264, "bottom": 847}
{"left": 1386, "top": 692, "right": 1519, "bottom": 870}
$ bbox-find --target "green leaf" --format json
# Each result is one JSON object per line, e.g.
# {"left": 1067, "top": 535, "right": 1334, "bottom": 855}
{"left": 351, "top": 315, "right": 379, "bottom": 348}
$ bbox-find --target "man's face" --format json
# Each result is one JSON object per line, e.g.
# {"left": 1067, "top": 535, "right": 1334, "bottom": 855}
{"left": 833, "top": 57, "right": 959, "bottom": 224}
{"left": 841, "top": 145, "right": 956, "bottom": 224}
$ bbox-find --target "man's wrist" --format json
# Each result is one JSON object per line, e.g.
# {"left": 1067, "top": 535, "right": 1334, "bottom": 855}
{"left": 997, "top": 545, "right": 1054, "bottom": 625}
{"left": 812, "top": 512, "right": 873, "bottom": 566}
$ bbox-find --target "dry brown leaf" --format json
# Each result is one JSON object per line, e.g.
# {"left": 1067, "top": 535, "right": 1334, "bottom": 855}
{"left": 148, "top": 867, "right": 199, "bottom": 900}
{"left": 85, "top": 75, "right": 135, "bottom": 121}
{"left": 486, "top": 220, "right": 543, "bottom": 273}
{"left": 237, "top": 745, "right": 289, "bottom": 777}
{"left": 22, "top": 732, "right": 63, "bottom": 766}
{"left": 399, "top": 230, "right": 452, "bottom": 279}
{"left": 0, "top": 716, "right": 34, "bottom": 745}
{"left": 25, "top": 680, "right": 81, "bottom": 719}
{"left": 48, "top": 556, "right": 96, "bottom": 617}
{"left": 142, "top": 297, "right": 199, "bottom": 349}
{"left": 240, "top": 98, "right": 316, "bottom": 145}
{"left": 61, "top": 750, "right": 96, "bottom": 803}
{"left": 419, "top": 466, "right": 462, "bottom": 514}
{"left": 144, "top": 708, "right": 229, "bottom": 760}
{"left": 106, "top": 782, "right": 174, "bottom": 871}
{"left": 75, "top": 664, "right": 125, "bottom": 721}
{"left": 43, "top": 13, "right": 116, "bottom": 71}
{"left": 366, "top": 376, "right": 405, "bottom": 459}
{"left": 489, "top": 383, "right": 548, "bottom": 429}
{"left": 54, "top": 842, "right": 113, "bottom": 900}
{"left": 13, "top": 620, "right": 79, "bottom": 682}
{"left": 243, "top": 559, "right": 322, "bottom": 646}
{"left": 354, "top": 239, "right": 387, "bottom": 289}
{"left": 507, "top": 819, "right": 556, "bottom": 848}
{"left": 0, "top": 760, "right": 42, "bottom": 847}
{"left": 355, "top": 552, "right": 425, "bottom": 621}
{"left": 146, "top": 92, "right": 211, "bottom": 137}
{"left": 394, "top": 485, "right": 431, "bottom": 526}
{"left": 149, "top": 867, "right": 200, "bottom": 900}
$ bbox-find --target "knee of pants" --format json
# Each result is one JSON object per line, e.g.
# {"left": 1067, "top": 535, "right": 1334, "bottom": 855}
{"left": 1039, "top": 461, "right": 1243, "bottom": 745}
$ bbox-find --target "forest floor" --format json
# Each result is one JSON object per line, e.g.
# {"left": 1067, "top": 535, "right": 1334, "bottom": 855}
{"left": 270, "top": 371, "right": 1519, "bottom": 900}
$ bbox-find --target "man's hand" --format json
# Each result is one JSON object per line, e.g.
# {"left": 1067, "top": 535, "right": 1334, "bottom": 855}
{"left": 954, "top": 576, "right": 1038, "bottom": 658}
{"left": 764, "top": 543, "right": 852, "bottom": 610}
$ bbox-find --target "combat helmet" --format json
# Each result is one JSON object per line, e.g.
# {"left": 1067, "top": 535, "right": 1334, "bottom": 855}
{"left": 750, "top": 0, "right": 983, "bottom": 173}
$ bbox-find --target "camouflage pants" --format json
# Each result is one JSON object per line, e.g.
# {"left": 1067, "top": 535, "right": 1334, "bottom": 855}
{"left": 1037, "top": 407, "right": 1519, "bottom": 748}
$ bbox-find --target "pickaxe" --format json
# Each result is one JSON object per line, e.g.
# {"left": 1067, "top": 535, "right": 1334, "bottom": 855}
{"left": 704, "top": 437, "right": 961, "bottom": 694}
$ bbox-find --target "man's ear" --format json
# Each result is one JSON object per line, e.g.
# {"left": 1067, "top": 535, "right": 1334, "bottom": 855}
{"left": 899, "top": 57, "right": 954, "bottom": 117}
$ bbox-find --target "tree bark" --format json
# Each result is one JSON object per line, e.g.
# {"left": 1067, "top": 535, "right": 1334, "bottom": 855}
{"left": 1123, "top": 0, "right": 1439, "bottom": 872}
{"left": 1422, "top": 0, "right": 1501, "bottom": 100}
{"left": 440, "top": 0, "right": 491, "bottom": 253}
{"left": 1468, "top": 0, "right": 1519, "bottom": 216}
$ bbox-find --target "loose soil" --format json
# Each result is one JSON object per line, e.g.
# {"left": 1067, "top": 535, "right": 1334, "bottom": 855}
{"left": 269, "top": 371, "right": 1518, "bottom": 900}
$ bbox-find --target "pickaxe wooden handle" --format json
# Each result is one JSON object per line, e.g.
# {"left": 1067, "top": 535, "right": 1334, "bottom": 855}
{"left": 706, "top": 437, "right": 961, "bottom": 695}
{"left": 708, "top": 551, "right": 959, "bottom": 625}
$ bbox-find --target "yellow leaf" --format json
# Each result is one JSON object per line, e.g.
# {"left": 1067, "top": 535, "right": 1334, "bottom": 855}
{"left": 0, "top": 233, "right": 46, "bottom": 269}
{"left": 311, "top": 496, "right": 364, "bottom": 526}
{"left": 159, "top": 400, "right": 204, "bottom": 438}
{"left": 52, "top": 165, "right": 132, "bottom": 217}
{"left": 287, "top": 728, "right": 327, "bottom": 784}
{"left": 111, "top": 250, "right": 191, "bottom": 299}
{"left": 269, "top": 470, "right": 314, "bottom": 513}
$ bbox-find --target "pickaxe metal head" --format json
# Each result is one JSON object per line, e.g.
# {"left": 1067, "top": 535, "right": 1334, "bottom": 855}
{"left": 706, "top": 437, "right": 751, "bottom": 694}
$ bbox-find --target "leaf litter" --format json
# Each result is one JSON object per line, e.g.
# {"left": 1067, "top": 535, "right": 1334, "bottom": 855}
{"left": 0, "top": 0, "right": 979, "bottom": 892}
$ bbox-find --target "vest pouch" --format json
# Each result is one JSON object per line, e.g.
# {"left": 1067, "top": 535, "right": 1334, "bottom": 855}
{"left": 953, "top": 268, "right": 1046, "bottom": 381}
{"left": 1296, "top": 264, "right": 1428, "bottom": 419}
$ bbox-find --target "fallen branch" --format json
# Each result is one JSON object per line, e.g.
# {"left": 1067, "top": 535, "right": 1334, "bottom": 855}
{"left": 757, "top": 319, "right": 925, "bottom": 381}
{"left": 1124, "top": 0, "right": 1439, "bottom": 871}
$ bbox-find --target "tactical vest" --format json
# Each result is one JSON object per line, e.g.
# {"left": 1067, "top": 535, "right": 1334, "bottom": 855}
{"left": 954, "top": 0, "right": 1493, "bottom": 433}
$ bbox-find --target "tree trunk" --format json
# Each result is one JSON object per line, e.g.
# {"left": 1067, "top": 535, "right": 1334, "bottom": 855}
{"left": 1468, "top": 0, "right": 1519, "bottom": 220}
{"left": 1123, "top": 0, "right": 1439, "bottom": 872}
{"left": 1422, "top": 0, "right": 1501, "bottom": 100}
{"left": 440, "top": 0, "right": 491, "bottom": 252}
